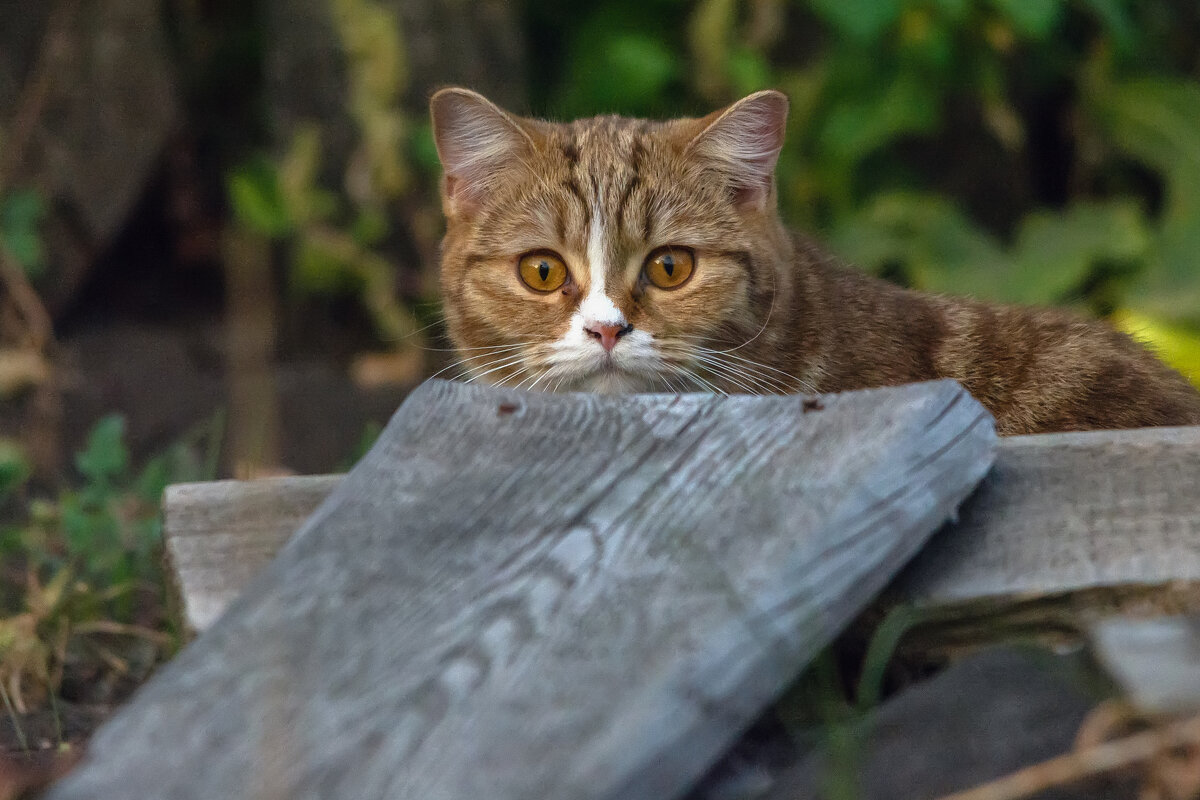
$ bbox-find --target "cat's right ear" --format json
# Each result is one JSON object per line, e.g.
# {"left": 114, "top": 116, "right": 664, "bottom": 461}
{"left": 430, "top": 88, "right": 534, "bottom": 217}
{"left": 687, "top": 90, "right": 789, "bottom": 210}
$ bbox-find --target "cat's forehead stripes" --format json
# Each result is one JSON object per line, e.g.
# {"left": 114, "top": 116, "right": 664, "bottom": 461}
{"left": 553, "top": 116, "right": 657, "bottom": 238}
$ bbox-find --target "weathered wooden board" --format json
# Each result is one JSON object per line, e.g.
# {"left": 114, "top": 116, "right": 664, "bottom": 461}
{"left": 165, "top": 475, "right": 344, "bottom": 630}
{"left": 165, "top": 424, "right": 1200, "bottom": 636}
{"left": 49, "top": 378, "right": 993, "bottom": 800}
{"left": 1091, "top": 615, "right": 1200, "bottom": 714}
{"left": 897, "top": 426, "right": 1200, "bottom": 617}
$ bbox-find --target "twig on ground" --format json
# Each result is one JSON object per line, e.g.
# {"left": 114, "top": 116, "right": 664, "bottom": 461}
{"left": 71, "top": 621, "right": 174, "bottom": 646}
{"left": 936, "top": 713, "right": 1200, "bottom": 800}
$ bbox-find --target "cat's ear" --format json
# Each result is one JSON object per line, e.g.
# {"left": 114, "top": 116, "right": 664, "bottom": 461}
{"left": 687, "top": 90, "right": 789, "bottom": 209}
{"left": 430, "top": 88, "right": 534, "bottom": 216}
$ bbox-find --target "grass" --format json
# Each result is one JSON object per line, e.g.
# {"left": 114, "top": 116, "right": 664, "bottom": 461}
{"left": 0, "top": 412, "right": 221, "bottom": 744}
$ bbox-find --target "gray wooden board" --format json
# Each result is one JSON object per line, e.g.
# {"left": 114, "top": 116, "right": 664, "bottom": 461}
{"left": 49, "top": 378, "right": 993, "bottom": 800}
{"left": 897, "top": 425, "right": 1200, "bottom": 612}
{"left": 165, "top": 425, "right": 1200, "bottom": 637}
{"left": 1091, "top": 615, "right": 1200, "bottom": 714}
{"left": 165, "top": 475, "right": 344, "bottom": 630}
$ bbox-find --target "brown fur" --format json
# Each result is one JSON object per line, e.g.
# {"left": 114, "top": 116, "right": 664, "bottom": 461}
{"left": 430, "top": 88, "right": 1200, "bottom": 435}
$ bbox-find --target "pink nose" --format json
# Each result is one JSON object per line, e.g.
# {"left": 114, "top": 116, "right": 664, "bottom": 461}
{"left": 584, "top": 322, "right": 633, "bottom": 352}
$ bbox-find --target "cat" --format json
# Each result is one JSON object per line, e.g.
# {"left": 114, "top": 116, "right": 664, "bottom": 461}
{"left": 429, "top": 87, "right": 1200, "bottom": 436}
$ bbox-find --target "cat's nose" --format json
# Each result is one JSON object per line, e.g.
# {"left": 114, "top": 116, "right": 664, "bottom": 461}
{"left": 584, "top": 322, "right": 633, "bottom": 352}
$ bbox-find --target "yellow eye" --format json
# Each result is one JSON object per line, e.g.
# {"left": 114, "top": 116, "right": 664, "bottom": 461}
{"left": 643, "top": 246, "right": 695, "bottom": 289}
{"left": 518, "top": 252, "right": 569, "bottom": 292}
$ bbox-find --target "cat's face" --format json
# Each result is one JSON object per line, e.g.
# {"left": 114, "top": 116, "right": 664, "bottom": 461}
{"left": 432, "top": 89, "right": 792, "bottom": 394}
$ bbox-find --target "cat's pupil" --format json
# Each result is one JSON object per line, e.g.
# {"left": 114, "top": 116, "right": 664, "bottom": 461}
{"left": 663, "top": 255, "right": 675, "bottom": 276}
{"left": 538, "top": 261, "right": 550, "bottom": 282}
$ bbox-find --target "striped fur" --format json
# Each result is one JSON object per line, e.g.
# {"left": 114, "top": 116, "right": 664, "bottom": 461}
{"left": 430, "top": 88, "right": 1200, "bottom": 435}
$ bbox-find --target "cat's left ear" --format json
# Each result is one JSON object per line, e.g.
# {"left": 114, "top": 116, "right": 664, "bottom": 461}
{"left": 687, "top": 90, "right": 789, "bottom": 209}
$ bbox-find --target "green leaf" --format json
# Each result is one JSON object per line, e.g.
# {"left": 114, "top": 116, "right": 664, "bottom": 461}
{"left": 291, "top": 236, "right": 360, "bottom": 296}
{"left": 726, "top": 47, "right": 772, "bottom": 96}
{"left": 134, "top": 442, "right": 202, "bottom": 505}
{"left": 0, "top": 189, "right": 46, "bottom": 275}
{"left": 0, "top": 439, "right": 30, "bottom": 497}
{"left": 1078, "top": 0, "right": 1136, "bottom": 53}
{"left": 817, "top": 72, "right": 940, "bottom": 169}
{"left": 228, "top": 157, "right": 293, "bottom": 237}
{"left": 1091, "top": 79, "right": 1200, "bottom": 324}
{"left": 929, "top": 0, "right": 971, "bottom": 22}
{"left": 1006, "top": 200, "right": 1150, "bottom": 306}
{"left": 352, "top": 206, "right": 390, "bottom": 247}
{"left": 75, "top": 415, "right": 129, "bottom": 486}
{"left": 599, "top": 33, "right": 679, "bottom": 107}
{"left": 830, "top": 192, "right": 1009, "bottom": 298}
{"left": 558, "top": 12, "right": 681, "bottom": 118}
{"left": 409, "top": 119, "right": 442, "bottom": 176}
{"left": 988, "top": 0, "right": 1064, "bottom": 39}
{"left": 807, "top": 0, "right": 902, "bottom": 43}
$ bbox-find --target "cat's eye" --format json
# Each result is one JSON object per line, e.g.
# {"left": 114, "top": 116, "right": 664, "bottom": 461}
{"left": 643, "top": 246, "right": 695, "bottom": 289}
{"left": 518, "top": 252, "right": 569, "bottom": 293}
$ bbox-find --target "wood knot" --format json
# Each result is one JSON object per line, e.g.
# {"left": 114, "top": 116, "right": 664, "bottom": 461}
{"left": 497, "top": 403, "right": 519, "bottom": 416}
{"left": 802, "top": 398, "right": 825, "bottom": 413}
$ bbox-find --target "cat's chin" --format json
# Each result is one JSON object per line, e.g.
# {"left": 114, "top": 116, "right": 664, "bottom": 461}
{"left": 554, "top": 367, "right": 661, "bottom": 395}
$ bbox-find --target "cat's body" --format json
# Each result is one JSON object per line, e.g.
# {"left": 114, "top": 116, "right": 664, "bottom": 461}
{"left": 430, "top": 88, "right": 1200, "bottom": 435}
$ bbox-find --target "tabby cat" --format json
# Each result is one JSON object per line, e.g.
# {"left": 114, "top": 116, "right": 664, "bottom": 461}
{"left": 430, "top": 87, "right": 1200, "bottom": 435}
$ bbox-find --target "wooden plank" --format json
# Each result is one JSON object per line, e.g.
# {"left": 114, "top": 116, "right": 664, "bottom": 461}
{"left": 895, "top": 426, "right": 1200, "bottom": 620}
{"left": 1090, "top": 615, "right": 1200, "bottom": 714}
{"left": 166, "top": 425, "right": 1200, "bottom": 636}
{"left": 48, "top": 378, "right": 993, "bottom": 800}
{"left": 165, "top": 476, "right": 343, "bottom": 631}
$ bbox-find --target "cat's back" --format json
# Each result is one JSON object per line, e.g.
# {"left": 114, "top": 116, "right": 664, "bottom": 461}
{"left": 793, "top": 244, "right": 1200, "bottom": 435}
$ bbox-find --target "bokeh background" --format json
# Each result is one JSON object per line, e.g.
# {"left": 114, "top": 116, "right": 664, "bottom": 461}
{"left": 1, "top": 0, "right": 1199, "bottom": 758}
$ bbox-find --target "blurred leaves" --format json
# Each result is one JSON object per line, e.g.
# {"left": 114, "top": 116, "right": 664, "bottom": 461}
{"left": 834, "top": 196, "right": 1150, "bottom": 306}
{"left": 226, "top": 0, "right": 420, "bottom": 353}
{"left": 219, "top": 0, "right": 1200, "bottom": 385}
{"left": 74, "top": 416, "right": 129, "bottom": 489}
{"left": 228, "top": 158, "right": 292, "bottom": 237}
{"left": 807, "top": 0, "right": 901, "bottom": 43}
{"left": 1088, "top": 78, "right": 1200, "bottom": 326}
{"left": 988, "top": 0, "right": 1063, "bottom": 40}
{"left": 0, "top": 414, "right": 214, "bottom": 712}
{"left": 0, "top": 189, "right": 45, "bottom": 277}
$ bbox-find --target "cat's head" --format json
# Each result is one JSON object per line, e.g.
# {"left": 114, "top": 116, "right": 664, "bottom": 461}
{"left": 431, "top": 88, "right": 793, "bottom": 394}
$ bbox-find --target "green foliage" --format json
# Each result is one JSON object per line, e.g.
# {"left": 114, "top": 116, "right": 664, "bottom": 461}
{"left": 0, "top": 439, "right": 30, "bottom": 497}
{"left": 228, "top": 157, "right": 293, "bottom": 237}
{"left": 0, "top": 188, "right": 46, "bottom": 276}
{"left": 0, "top": 415, "right": 216, "bottom": 714}
{"left": 228, "top": 0, "right": 420, "bottom": 346}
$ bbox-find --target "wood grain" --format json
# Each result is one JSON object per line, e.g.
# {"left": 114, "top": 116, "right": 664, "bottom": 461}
{"left": 167, "top": 425, "right": 1200, "bottom": 636}
{"left": 165, "top": 476, "right": 343, "bottom": 630}
{"left": 49, "top": 378, "right": 993, "bottom": 800}
{"left": 896, "top": 426, "right": 1200, "bottom": 614}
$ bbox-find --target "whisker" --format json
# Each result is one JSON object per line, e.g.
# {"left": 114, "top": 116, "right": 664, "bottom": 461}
{"left": 691, "top": 354, "right": 779, "bottom": 394}
{"left": 662, "top": 363, "right": 727, "bottom": 396}
{"left": 691, "top": 353, "right": 790, "bottom": 394}
{"left": 426, "top": 346, "right": 527, "bottom": 381}
{"left": 422, "top": 341, "right": 541, "bottom": 353}
{"left": 464, "top": 353, "right": 531, "bottom": 384}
